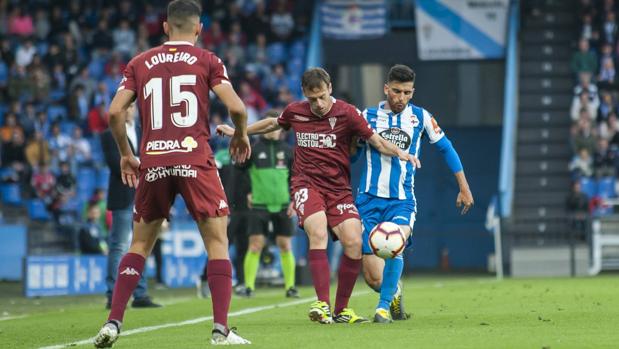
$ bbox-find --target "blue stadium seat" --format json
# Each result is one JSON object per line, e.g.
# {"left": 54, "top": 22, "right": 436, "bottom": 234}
{"left": 579, "top": 177, "right": 597, "bottom": 198}
{"left": 36, "top": 42, "right": 49, "bottom": 56}
{"left": 27, "top": 199, "right": 51, "bottom": 221}
{"left": 60, "top": 121, "right": 76, "bottom": 135}
{"left": 288, "top": 40, "right": 306, "bottom": 59}
{"left": 62, "top": 195, "right": 83, "bottom": 213}
{"left": 97, "top": 167, "right": 110, "bottom": 190}
{"left": 267, "top": 43, "right": 287, "bottom": 65}
{"left": 287, "top": 58, "right": 304, "bottom": 77}
{"left": 49, "top": 89, "right": 66, "bottom": 102}
{"left": 597, "top": 177, "right": 616, "bottom": 198}
{"left": 47, "top": 105, "right": 68, "bottom": 121}
{"left": 77, "top": 167, "right": 97, "bottom": 198}
{"left": 0, "top": 183, "right": 22, "bottom": 206}
{"left": 88, "top": 58, "right": 107, "bottom": 80}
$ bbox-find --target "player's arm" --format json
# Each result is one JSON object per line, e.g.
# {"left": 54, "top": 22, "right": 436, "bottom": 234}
{"left": 217, "top": 117, "right": 281, "bottom": 137}
{"left": 108, "top": 89, "right": 139, "bottom": 188}
{"left": 367, "top": 134, "right": 421, "bottom": 168}
{"left": 212, "top": 83, "right": 251, "bottom": 162}
{"left": 424, "top": 111, "right": 474, "bottom": 214}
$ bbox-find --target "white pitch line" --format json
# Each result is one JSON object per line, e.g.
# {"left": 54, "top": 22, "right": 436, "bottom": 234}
{"left": 38, "top": 278, "right": 498, "bottom": 349}
{"left": 38, "top": 291, "right": 371, "bottom": 349}
{"left": 0, "top": 314, "right": 29, "bottom": 322}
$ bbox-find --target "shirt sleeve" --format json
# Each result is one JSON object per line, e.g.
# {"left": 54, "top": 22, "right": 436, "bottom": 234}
{"left": 207, "top": 53, "right": 231, "bottom": 89}
{"left": 422, "top": 108, "right": 445, "bottom": 144}
{"left": 276, "top": 107, "right": 291, "bottom": 131}
{"left": 349, "top": 106, "right": 374, "bottom": 140}
{"left": 117, "top": 59, "right": 136, "bottom": 92}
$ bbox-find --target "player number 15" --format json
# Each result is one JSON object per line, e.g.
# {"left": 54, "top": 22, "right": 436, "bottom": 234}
{"left": 144, "top": 74, "right": 198, "bottom": 130}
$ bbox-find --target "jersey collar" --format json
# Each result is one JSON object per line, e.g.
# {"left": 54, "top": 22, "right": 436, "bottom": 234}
{"left": 164, "top": 41, "right": 194, "bottom": 46}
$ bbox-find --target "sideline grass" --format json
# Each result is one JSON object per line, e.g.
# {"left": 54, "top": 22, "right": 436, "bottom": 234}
{"left": 1, "top": 275, "right": 618, "bottom": 348}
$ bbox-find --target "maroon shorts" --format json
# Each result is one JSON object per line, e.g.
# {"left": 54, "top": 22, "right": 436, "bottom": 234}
{"left": 133, "top": 165, "right": 229, "bottom": 223}
{"left": 291, "top": 186, "right": 360, "bottom": 229}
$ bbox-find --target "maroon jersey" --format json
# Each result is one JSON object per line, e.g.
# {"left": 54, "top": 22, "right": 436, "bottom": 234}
{"left": 277, "top": 98, "right": 374, "bottom": 192}
{"left": 118, "top": 41, "right": 229, "bottom": 169}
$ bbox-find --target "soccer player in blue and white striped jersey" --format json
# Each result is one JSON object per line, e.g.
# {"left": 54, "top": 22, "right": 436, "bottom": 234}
{"left": 353, "top": 65, "right": 474, "bottom": 323}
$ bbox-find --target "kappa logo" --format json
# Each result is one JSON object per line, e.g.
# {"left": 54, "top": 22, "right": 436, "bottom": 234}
{"left": 293, "top": 114, "right": 310, "bottom": 121}
{"left": 120, "top": 267, "right": 140, "bottom": 276}
{"left": 328, "top": 117, "right": 337, "bottom": 130}
{"left": 219, "top": 200, "right": 228, "bottom": 210}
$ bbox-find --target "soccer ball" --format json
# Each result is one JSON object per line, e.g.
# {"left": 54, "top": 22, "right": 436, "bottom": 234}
{"left": 369, "top": 222, "right": 406, "bottom": 259}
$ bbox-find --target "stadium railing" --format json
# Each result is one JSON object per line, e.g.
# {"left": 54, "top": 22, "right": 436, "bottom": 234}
{"left": 498, "top": 0, "right": 520, "bottom": 218}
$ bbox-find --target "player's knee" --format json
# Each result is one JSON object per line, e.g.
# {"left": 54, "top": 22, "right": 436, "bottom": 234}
{"left": 276, "top": 237, "right": 291, "bottom": 252}
{"left": 341, "top": 234, "right": 362, "bottom": 252}
{"left": 308, "top": 229, "right": 328, "bottom": 244}
{"left": 249, "top": 238, "right": 264, "bottom": 253}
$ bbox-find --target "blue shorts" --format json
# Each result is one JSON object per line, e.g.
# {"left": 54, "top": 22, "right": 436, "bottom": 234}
{"left": 356, "top": 193, "right": 416, "bottom": 255}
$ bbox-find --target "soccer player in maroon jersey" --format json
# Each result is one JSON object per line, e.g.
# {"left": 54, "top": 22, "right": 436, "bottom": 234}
{"left": 94, "top": 1, "right": 251, "bottom": 346}
{"left": 217, "top": 68, "right": 420, "bottom": 324}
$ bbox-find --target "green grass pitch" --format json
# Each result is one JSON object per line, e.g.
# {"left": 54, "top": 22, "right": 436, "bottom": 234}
{"left": 1, "top": 275, "right": 618, "bottom": 348}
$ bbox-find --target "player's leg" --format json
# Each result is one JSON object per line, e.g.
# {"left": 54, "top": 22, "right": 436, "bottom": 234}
{"left": 303, "top": 211, "right": 333, "bottom": 323}
{"left": 330, "top": 217, "right": 368, "bottom": 323}
{"left": 95, "top": 218, "right": 163, "bottom": 348}
{"left": 362, "top": 254, "right": 384, "bottom": 292}
{"left": 292, "top": 187, "right": 332, "bottom": 323}
{"left": 243, "top": 233, "right": 264, "bottom": 295}
{"left": 95, "top": 170, "right": 172, "bottom": 348}
{"left": 181, "top": 166, "right": 250, "bottom": 345}
{"left": 274, "top": 210, "right": 297, "bottom": 297}
{"left": 374, "top": 225, "right": 410, "bottom": 321}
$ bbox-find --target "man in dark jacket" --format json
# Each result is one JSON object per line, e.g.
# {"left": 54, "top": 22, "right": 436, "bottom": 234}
{"left": 101, "top": 103, "right": 160, "bottom": 309}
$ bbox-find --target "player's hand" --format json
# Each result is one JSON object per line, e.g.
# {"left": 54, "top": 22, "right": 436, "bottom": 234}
{"left": 287, "top": 202, "right": 296, "bottom": 218}
{"left": 398, "top": 150, "right": 421, "bottom": 168}
{"left": 216, "top": 124, "right": 235, "bottom": 137}
{"left": 120, "top": 155, "right": 140, "bottom": 188}
{"left": 229, "top": 130, "right": 251, "bottom": 163}
{"left": 247, "top": 193, "right": 253, "bottom": 209}
{"left": 456, "top": 189, "right": 474, "bottom": 215}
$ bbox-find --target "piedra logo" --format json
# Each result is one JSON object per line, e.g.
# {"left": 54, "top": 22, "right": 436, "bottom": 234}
{"left": 379, "top": 127, "right": 411, "bottom": 151}
{"left": 146, "top": 136, "right": 198, "bottom": 155}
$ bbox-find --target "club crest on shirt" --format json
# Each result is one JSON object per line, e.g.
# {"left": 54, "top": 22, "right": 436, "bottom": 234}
{"left": 410, "top": 114, "right": 420, "bottom": 127}
{"left": 329, "top": 117, "right": 337, "bottom": 130}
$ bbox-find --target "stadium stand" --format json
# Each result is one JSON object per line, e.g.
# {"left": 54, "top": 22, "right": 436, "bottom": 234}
{"left": 0, "top": 0, "right": 312, "bottom": 254}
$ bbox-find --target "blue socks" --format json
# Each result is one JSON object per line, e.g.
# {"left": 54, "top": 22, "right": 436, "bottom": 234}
{"left": 377, "top": 255, "right": 404, "bottom": 310}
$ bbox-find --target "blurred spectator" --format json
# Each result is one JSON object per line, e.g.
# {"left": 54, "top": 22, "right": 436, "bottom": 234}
{"left": 569, "top": 148, "right": 594, "bottom": 178}
{"left": 271, "top": 2, "right": 295, "bottom": 41}
{"left": 92, "top": 19, "right": 114, "bottom": 53}
{"left": 574, "top": 72, "right": 599, "bottom": 102}
{"left": 142, "top": 4, "right": 163, "bottom": 46}
{"left": 54, "top": 161, "right": 76, "bottom": 206}
{"left": 21, "top": 103, "right": 37, "bottom": 137}
{"left": 31, "top": 163, "right": 55, "bottom": 204}
{"left": 15, "top": 39, "right": 36, "bottom": 67}
{"left": 593, "top": 138, "right": 615, "bottom": 177}
{"left": 88, "top": 102, "right": 109, "bottom": 134}
{"left": 243, "top": 1, "right": 271, "bottom": 41}
{"left": 68, "top": 85, "right": 90, "bottom": 122}
{"left": 79, "top": 202, "right": 108, "bottom": 255}
{"left": 597, "top": 91, "right": 616, "bottom": 123}
{"left": 581, "top": 13, "right": 594, "bottom": 41}
{"left": 25, "top": 130, "right": 51, "bottom": 169}
{"left": 1, "top": 130, "right": 29, "bottom": 188}
{"left": 571, "top": 91, "right": 599, "bottom": 121}
{"left": 571, "top": 118, "right": 597, "bottom": 154}
{"left": 1, "top": 113, "right": 24, "bottom": 143}
{"left": 566, "top": 181, "right": 589, "bottom": 236}
{"left": 34, "top": 111, "right": 50, "bottom": 137}
{"left": 602, "top": 11, "right": 617, "bottom": 44}
{"left": 240, "top": 81, "right": 267, "bottom": 124}
{"left": 93, "top": 82, "right": 111, "bottom": 112}
{"left": 34, "top": 9, "right": 51, "bottom": 40}
{"left": 7, "top": 65, "right": 33, "bottom": 101}
{"left": 32, "top": 66, "right": 51, "bottom": 103}
{"left": 72, "top": 127, "right": 92, "bottom": 166}
{"left": 84, "top": 188, "right": 109, "bottom": 237}
{"left": 202, "top": 20, "right": 227, "bottom": 50}
{"left": 571, "top": 38, "right": 598, "bottom": 75}
{"left": 70, "top": 67, "right": 97, "bottom": 104}
{"left": 113, "top": 19, "right": 136, "bottom": 59}
{"left": 598, "top": 57, "right": 616, "bottom": 89}
{"left": 8, "top": 7, "right": 34, "bottom": 37}
{"left": 49, "top": 122, "right": 71, "bottom": 162}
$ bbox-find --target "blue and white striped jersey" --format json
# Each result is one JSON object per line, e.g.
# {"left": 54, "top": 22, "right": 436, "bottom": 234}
{"left": 357, "top": 101, "right": 445, "bottom": 200}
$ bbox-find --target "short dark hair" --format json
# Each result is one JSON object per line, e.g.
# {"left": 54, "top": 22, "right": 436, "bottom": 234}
{"left": 301, "top": 67, "right": 331, "bottom": 91}
{"left": 388, "top": 64, "right": 415, "bottom": 84}
{"left": 167, "top": 0, "right": 202, "bottom": 31}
